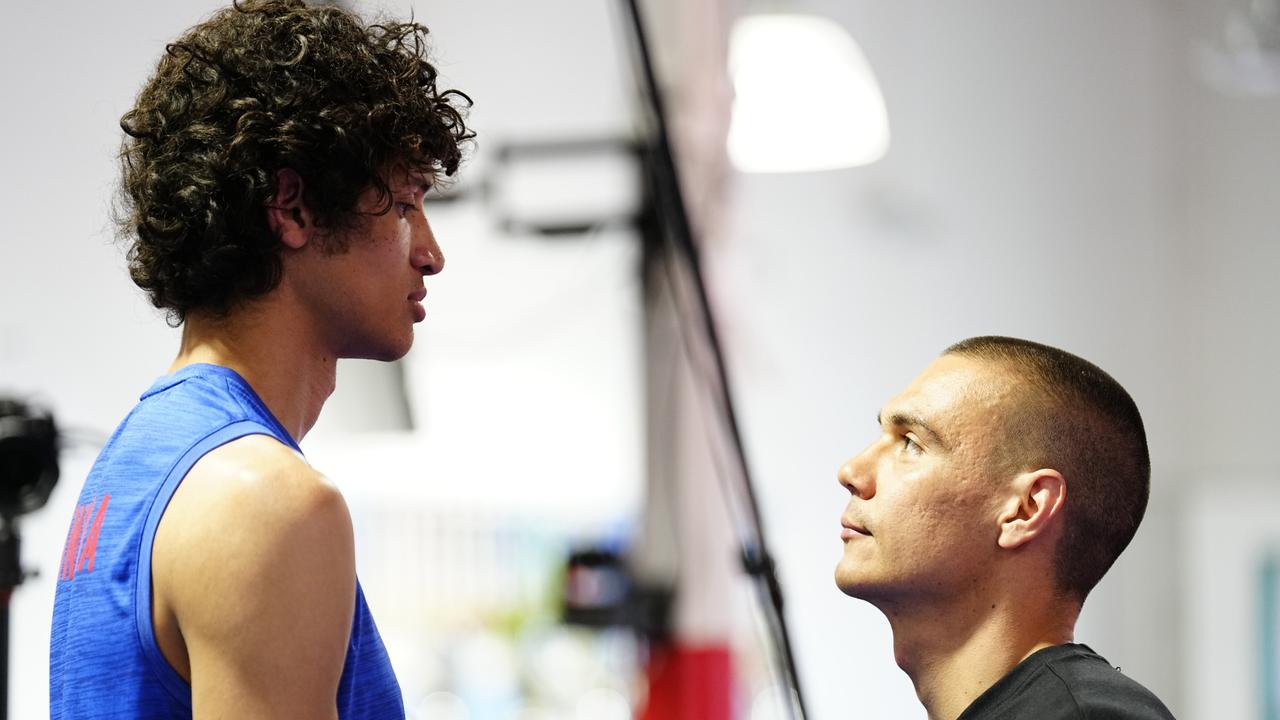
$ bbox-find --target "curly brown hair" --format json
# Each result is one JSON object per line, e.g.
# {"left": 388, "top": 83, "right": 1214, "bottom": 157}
{"left": 118, "top": 0, "right": 472, "bottom": 324}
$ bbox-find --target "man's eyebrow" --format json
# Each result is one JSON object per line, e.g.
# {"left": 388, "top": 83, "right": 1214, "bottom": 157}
{"left": 877, "top": 411, "right": 949, "bottom": 450}
{"left": 409, "top": 178, "right": 434, "bottom": 194}
{"left": 395, "top": 170, "right": 434, "bottom": 194}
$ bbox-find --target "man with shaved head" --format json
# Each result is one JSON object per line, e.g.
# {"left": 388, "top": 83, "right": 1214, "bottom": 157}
{"left": 835, "top": 336, "right": 1174, "bottom": 719}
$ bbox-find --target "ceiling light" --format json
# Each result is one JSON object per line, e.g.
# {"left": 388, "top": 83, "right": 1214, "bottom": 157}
{"left": 728, "top": 14, "right": 890, "bottom": 173}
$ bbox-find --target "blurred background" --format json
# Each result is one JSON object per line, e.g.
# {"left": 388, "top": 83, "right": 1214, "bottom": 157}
{"left": 4, "top": 0, "right": 1280, "bottom": 718}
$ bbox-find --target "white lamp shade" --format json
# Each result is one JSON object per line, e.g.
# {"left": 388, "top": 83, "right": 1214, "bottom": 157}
{"left": 728, "top": 14, "right": 890, "bottom": 173}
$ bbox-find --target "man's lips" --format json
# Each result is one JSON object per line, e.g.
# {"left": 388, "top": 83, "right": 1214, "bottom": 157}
{"left": 840, "top": 517, "right": 871, "bottom": 540}
{"left": 409, "top": 288, "right": 427, "bottom": 322}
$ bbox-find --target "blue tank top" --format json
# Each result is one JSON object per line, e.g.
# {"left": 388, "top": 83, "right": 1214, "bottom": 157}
{"left": 49, "top": 363, "right": 405, "bottom": 719}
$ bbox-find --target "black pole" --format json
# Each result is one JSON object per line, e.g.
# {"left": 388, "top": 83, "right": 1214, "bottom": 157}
{"left": 0, "top": 516, "right": 20, "bottom": 720}
{"left": 0, "top": 591, "right": 8, "bottom": 720}
{"left": 618, "top": 2, "right": 809, "bottom": 717}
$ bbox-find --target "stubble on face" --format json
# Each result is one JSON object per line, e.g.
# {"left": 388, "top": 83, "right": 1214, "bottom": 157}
{"left": 835, "top": 355, "right": 1027, "bottom": 608}
{"left": 292, "top": 189, "right": 423, "bottom": 362}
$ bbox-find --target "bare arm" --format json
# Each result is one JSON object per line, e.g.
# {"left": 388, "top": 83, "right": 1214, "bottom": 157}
{"left": 152, "top": 434, "right": 355, "bottom": 719}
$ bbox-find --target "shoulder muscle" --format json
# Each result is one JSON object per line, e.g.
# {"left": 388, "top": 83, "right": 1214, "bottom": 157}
{"left": 154, "top": 433, "right": 354, "bottom": 718}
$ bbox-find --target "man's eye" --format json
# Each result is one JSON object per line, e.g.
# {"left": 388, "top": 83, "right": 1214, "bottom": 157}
{"left": 902, "top": 435, "right": 922, "bottom": 454}
{"left": 395, "top": 202, "right": 416, "bottom": 218}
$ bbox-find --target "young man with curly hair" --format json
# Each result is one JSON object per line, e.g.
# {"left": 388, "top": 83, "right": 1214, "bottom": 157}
{"left": 835, "top": 336, "right": 1174, "bottom": 719}
{"left": 49, "top": 2, "right": 470, "bottom": 717}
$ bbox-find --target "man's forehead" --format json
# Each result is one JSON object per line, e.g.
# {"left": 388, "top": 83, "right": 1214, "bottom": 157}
{"left": 885, "top": 354, "right": 1013, "bottom": 422}
{"left": 405, "top": 169, "right": 434, "bottom": 187}
{"left": 382, "top": 160, "right": 435, "bottom": 188}
{"left": 388, "top": 166, "right": 434, "bottom": 191}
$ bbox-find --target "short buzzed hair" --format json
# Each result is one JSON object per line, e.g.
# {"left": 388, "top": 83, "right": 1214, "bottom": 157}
{"left": 945, "top": 336, "right": 1150, "bottom": 603}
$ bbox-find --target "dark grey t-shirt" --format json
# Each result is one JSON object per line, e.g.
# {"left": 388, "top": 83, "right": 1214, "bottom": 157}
{"left": 956, "top": 643, "right": 1174, "bottom": 719}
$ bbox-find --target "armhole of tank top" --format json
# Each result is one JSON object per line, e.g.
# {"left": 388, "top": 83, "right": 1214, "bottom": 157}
{"left": 133, "top": 419, "right": 285, "bottom": 710}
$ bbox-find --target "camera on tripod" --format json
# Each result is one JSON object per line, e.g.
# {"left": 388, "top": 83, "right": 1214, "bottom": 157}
{"left": 0, "top": 398, "right": 59, "bottom": 590}
{"left": 0, "top": 397, "right": 60, "bottom": 720}
{"left": 0, "top": 399, "right": 59, "bottom": 522}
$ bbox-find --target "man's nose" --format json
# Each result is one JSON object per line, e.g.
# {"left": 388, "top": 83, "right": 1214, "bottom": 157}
{"left": 837, "top": 446, "right": 876, "bottom": 499}
{"left": 414, "top": 217, "right": 444, "bottom": 276}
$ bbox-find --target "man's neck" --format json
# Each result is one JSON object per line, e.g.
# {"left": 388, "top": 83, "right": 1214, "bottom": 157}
{"left": 169, "top": 301, "right": 336, "bottom": 443}
{"left": 880, "top": 588, "right": 1077, "bottom": 720}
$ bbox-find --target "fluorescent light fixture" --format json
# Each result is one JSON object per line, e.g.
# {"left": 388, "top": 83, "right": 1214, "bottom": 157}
{"left": 728, "top": 14, "right": 890, "bottom": 173}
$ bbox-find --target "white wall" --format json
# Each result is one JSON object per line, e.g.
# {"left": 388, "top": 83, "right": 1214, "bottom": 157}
{"left": 4, "top": 1, "right": 1279, "bottom": 719}
{"left": 1185, "top": 479, "right": 1280, "bottom": 720}
{"left": 1177, "top": 1, "right": 1280, "bottom": 716}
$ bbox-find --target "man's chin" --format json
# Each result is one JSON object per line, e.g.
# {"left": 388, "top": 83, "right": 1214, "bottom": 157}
{"left": 348, "top": 335, "right": 413, "bottom": 362}
{"left": 834, "top": 563, "right": 870, "bottom": 598}
{"left": 350, "top": 350, "right": 409, "bottom": 363}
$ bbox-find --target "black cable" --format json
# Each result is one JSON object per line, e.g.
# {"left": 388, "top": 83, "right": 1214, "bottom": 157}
{"left": 657, "top": 217, "right": 804, "bottom": 720}
{"left": 658, "top": 247, "right": 806, "bottom": 719}
{"left": 618, "top": 1, "right": 809, "bottom": 717}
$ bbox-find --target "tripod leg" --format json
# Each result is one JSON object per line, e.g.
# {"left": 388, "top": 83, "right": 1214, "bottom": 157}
{"left": 1, "top": 588, "right": 9, "bottom": 720}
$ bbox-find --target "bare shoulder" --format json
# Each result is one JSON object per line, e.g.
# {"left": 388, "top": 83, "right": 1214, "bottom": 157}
{"left": 152, "top": 433, "right": 355, "bottom": 716}
{"left": 159, "top": 433, "right": 353, "bottom": 571}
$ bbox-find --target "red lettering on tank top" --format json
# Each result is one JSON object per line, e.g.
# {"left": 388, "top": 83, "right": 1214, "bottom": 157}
{"left": 76, "top": 495, "right": 111, "bottom": 574}
{"left": 59, "top": 495, "right": 111, "bottom": 582}
{"left": 60, "top": 504, "right": 88, "bottom": 581}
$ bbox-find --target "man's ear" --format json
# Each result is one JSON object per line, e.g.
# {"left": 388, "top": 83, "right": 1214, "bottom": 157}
{"left": 265, "top": 168, "right": 314, "bottom": 250}
{"left": 997, "top": 469, "right": 1066, "bottom": 550}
